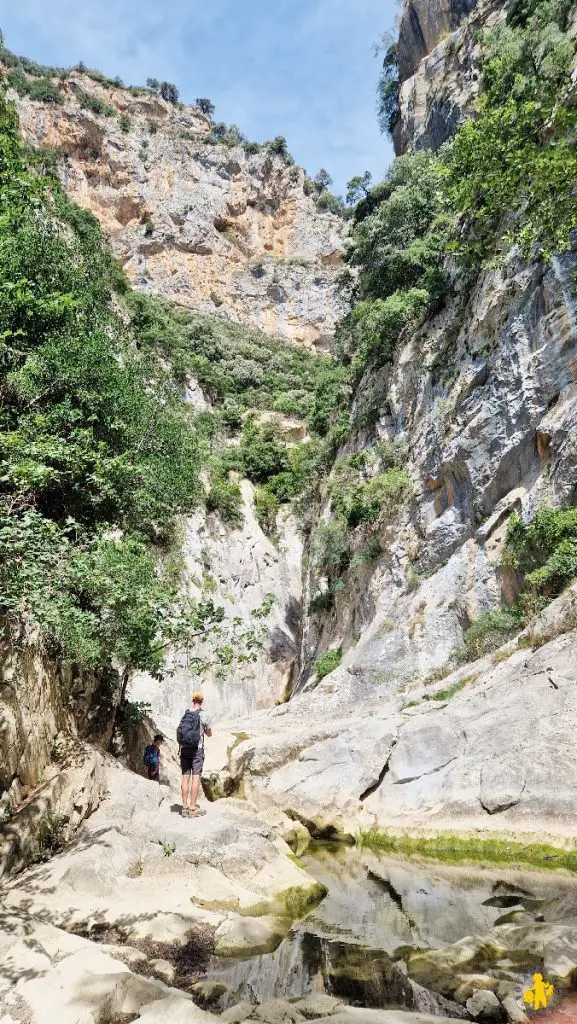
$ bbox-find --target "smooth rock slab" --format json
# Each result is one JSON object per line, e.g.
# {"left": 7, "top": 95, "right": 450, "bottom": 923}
{"left": 480, "top": 760, "right": 526, "bottom": 814}
{"left": 292, "top": 994, "right": 343, "bottom": 1018}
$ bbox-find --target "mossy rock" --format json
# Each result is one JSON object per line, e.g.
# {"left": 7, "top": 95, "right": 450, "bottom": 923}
{"left": 275, "top": 881, "right": 328, "bottom": 920}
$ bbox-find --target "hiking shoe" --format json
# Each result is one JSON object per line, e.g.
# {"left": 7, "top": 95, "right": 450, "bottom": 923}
{"left": 190, "top": 807, "right": 207, "bottom": 817}
{"left": 181, "top": 807, "right": 192, "bottom": 818}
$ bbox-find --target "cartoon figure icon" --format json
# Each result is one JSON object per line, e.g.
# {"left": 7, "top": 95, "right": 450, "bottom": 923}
{"left": 523, "top": 973, "right": 554, "bottom": 1011}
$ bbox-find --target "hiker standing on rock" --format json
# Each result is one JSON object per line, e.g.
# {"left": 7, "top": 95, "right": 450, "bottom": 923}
{"left": 178, "top": 691, "right": 212, "bottom": 818}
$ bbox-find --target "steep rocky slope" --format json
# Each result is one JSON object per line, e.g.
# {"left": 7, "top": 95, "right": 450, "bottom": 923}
{"left": 9, "top": 70, "right": 345, "bottom": 350}
{"left": 394, "top": 0, "right": 505, "bottom": 154}
{"left": 208, "top": 0, "right": 577, "bottom": 842}
{"left": 3, "top": 4, "right": 577, "bottom": 1023}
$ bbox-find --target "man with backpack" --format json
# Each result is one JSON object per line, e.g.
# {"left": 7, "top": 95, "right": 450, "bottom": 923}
{"left": 143, "top": 734, "right": 164, "bottom": 782}
{"left": 177, "top": 692, "right": 212, "bottom": 818}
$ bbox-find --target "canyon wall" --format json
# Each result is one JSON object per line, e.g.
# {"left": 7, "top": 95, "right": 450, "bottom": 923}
{"left": 394, "top": 0, "right": 505, "bottom": 154}
{"left": 10, "top": 71, "right": 345, "bottom": 350}
{"left": 213, "top": 0, "right": 577, "bottom": 838}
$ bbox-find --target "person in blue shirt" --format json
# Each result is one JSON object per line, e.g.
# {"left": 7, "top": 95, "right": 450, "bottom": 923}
{"left": 143, "top": 734, "right": 164, "bottom": 782}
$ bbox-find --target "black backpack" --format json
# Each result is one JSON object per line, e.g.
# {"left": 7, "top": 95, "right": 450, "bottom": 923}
{"left": 177, "top": 708, "right": 201, "bottom": 750}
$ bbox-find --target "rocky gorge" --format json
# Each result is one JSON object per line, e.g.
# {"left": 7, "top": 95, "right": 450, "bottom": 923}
{"left": 2, "top": 0, "right": 577, "bottom": 1022}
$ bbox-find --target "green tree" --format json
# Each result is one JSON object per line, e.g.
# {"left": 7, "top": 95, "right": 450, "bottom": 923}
{"left": 314, "top": 168, "right": 332, "bottom": 193}
{"left": 346, "top": 171, "right": 373, "bottom": 206}
{"left": 376, "top": 43, "right": 400, "bottom": 137}
{"left": 159, "top": 81, "right": 179, "bottom": 104}
{"left": 196, "top": 96, "right": 215, "bottom": 117}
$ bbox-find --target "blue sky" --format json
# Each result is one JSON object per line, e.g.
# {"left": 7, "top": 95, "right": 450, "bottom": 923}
{"left": 1, "top": 0, "right": 398, "bottom": 195}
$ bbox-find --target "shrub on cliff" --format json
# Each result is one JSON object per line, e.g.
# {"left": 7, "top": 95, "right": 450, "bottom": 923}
{"left": 504, "top": 507, "right": 577, "bottom": 607}
{"left": 314, "top": 647, "right": 342, "bottom": 679}
{"left": 338, "top": 469, "right": 412, "bottom": 528}
{"left": 446, "top": 0, "right": 577, "bottom": 261}
{"left": 205, "top": 476, "right": 243, "bottom": 527}
{"left": 238, "top": 419, "right": 289, "bottom": 485}
{"left": 455, "top": 607, "right": 526, "bottom": 662}
{"left": 0, "top": 87, "right": 202, "bottom": 674}
{"left": 311, "top": 519, "right": 349, "bottom": 574}
{"left": 77, "top": 89, "right": 115, "bottom": 116}
{"left": 254, "top": 485, "right": 280, "bottom": 537}
{"left": 6, "top": 71, "right": 63, "bottom": 104}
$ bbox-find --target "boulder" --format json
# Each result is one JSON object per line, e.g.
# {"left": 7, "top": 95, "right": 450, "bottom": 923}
{"left": 191, "top": 980, "right": 228, "bottom": 1007}
{"left": 222, "top": 1002, "right": 257, "bottom": 1023}
{"left": 251, "top": 999, "right": 305, "bottom": 1024}
{"left": 292, "top": 994, "right": 343, "bottom": 1018}
{"left": 501, "top": 997, "right": 529, "bottom": 1024}
{"left": 466, "top": 989, "right": 502, "bottom": 1021}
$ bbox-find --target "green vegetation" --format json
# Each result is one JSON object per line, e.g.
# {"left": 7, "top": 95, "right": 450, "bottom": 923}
{"left": 333, "top": 468, "right": 411, "bottom": 528}
{"left": 446, "top": 0, "right": 577, "bottom": 262}
{"left": 505, "top": 507, "right": 577, "bottom": 607}
{"left": 342, "top": 0, "right": 577, "bottom": 379}
{"left": 376, "top": 39, "right": 400, "bottom": 138}
{"left": 128, "top": 293, "right": 342, "bottom": 424}
{"left": 205, "top": 475, "right": 243, "bottom": 527}
{"left": 254, "top": 486, "right": 280, "bottom": 537}
{"left": 196, "top": 97, "right": 215, "bottom": 118}
{"left": 238, "top": 418, "right": 288, "bottom": 484}
{"left": 423, "top": 677, "right": 468, "bottom": 702}
{"left": 30, "top": 810, "right": 68, "bottom": 863}
{"left": 146, "top": 78, "right": 179, "bottom": 104}
{"left": 314, "top": 647, "right": 342, "bottom": 680}
{"left": 119, "top": 113, "right": 131, "bottom": 133}
{"left": 447, "top": 505, "right": 577, "bottom": 663}
{"left": 6, "top": 70, "right": 63, "bottom": 104}
{"left": 452, "top": 607, "right": 526, "bottom": 663}
{"left": 336, "top": 152, "right": 446, "bottom": 375}
{"left": 0, "top": 87, "right": 277, "bottom": 689}
{"left": 311, "top": 519, "right": 349, "bottom": 574}
{"left": 277, "top": 882, "right": 328, "bottom": 920}
{"left": 356, "top": 831, "right": 577, "bottom": 874}
{"left": 77, "top": 90, "right": 115, "bottom": 117}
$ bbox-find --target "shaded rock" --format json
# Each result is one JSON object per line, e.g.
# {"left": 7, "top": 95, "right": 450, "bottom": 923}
{"left": 501, "top": 996, "right": 529, "bottom": 1024}
{"left": 214, "top": 915, "right": 290, "bottom": 957}
{"left": 466, "top": 989, "right": 502, "bottom": 1020}
{"left": 191, "top": 980, "right": 228, "bottom": 1006}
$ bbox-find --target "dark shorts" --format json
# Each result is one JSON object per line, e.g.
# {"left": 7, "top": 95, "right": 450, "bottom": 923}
{"left": 180, "top": 747, "right": 204, "bottom": 775}
{"left": 147, "top": 766, "right": 159, "bottom": 781}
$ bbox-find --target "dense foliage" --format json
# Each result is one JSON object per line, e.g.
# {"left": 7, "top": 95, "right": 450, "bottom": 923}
{"left": 505, "top": 507, "right": 577, "bottom": 606}
{"left": 376, "top": 43, "right": 400, "bottom": 138}
{"left": 0, "top": 88, "right": 202, "bottom": 674}
{"left": 446, "top": 0, "right": 577, "bottom": 261}
{"left": 343, "top": 0, "right": 577, "bottom": 376}
{"left": 336, "top": 152, "right": 447, "bottom": 374}
{"left": 128, "top": 292, "right": 343, "bottom": 425}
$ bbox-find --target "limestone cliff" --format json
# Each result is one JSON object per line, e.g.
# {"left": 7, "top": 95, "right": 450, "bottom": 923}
{"left": 9, "top": 71, "right": 345, "bottom": 350}
{"left": 212, "top": 0, "right": 577, "bottom": 841}
{"left": 394, "top": 0, "right": 505, "bottom": 154}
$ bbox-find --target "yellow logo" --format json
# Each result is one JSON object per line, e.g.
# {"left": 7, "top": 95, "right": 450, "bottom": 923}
{"left": 523, "top": 973, "right": 554, "bottom": 1011}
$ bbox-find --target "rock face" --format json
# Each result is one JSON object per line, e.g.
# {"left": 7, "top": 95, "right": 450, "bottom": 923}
{"left": 394, "top": 0, "right": 506, "bottom": 154}
{"left": 9, "top": 72, "right": 345, "bottom": 349}
{"left": 129, "top": 481, "right": 303, "bottom": 727}
{"left": 217, "top": 589, "right": 577, "bottom": 836}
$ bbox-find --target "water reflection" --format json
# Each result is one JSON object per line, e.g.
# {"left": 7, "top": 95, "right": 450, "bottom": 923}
{"left": 207, "top": 843, "right": 577, "bottom": 1010}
